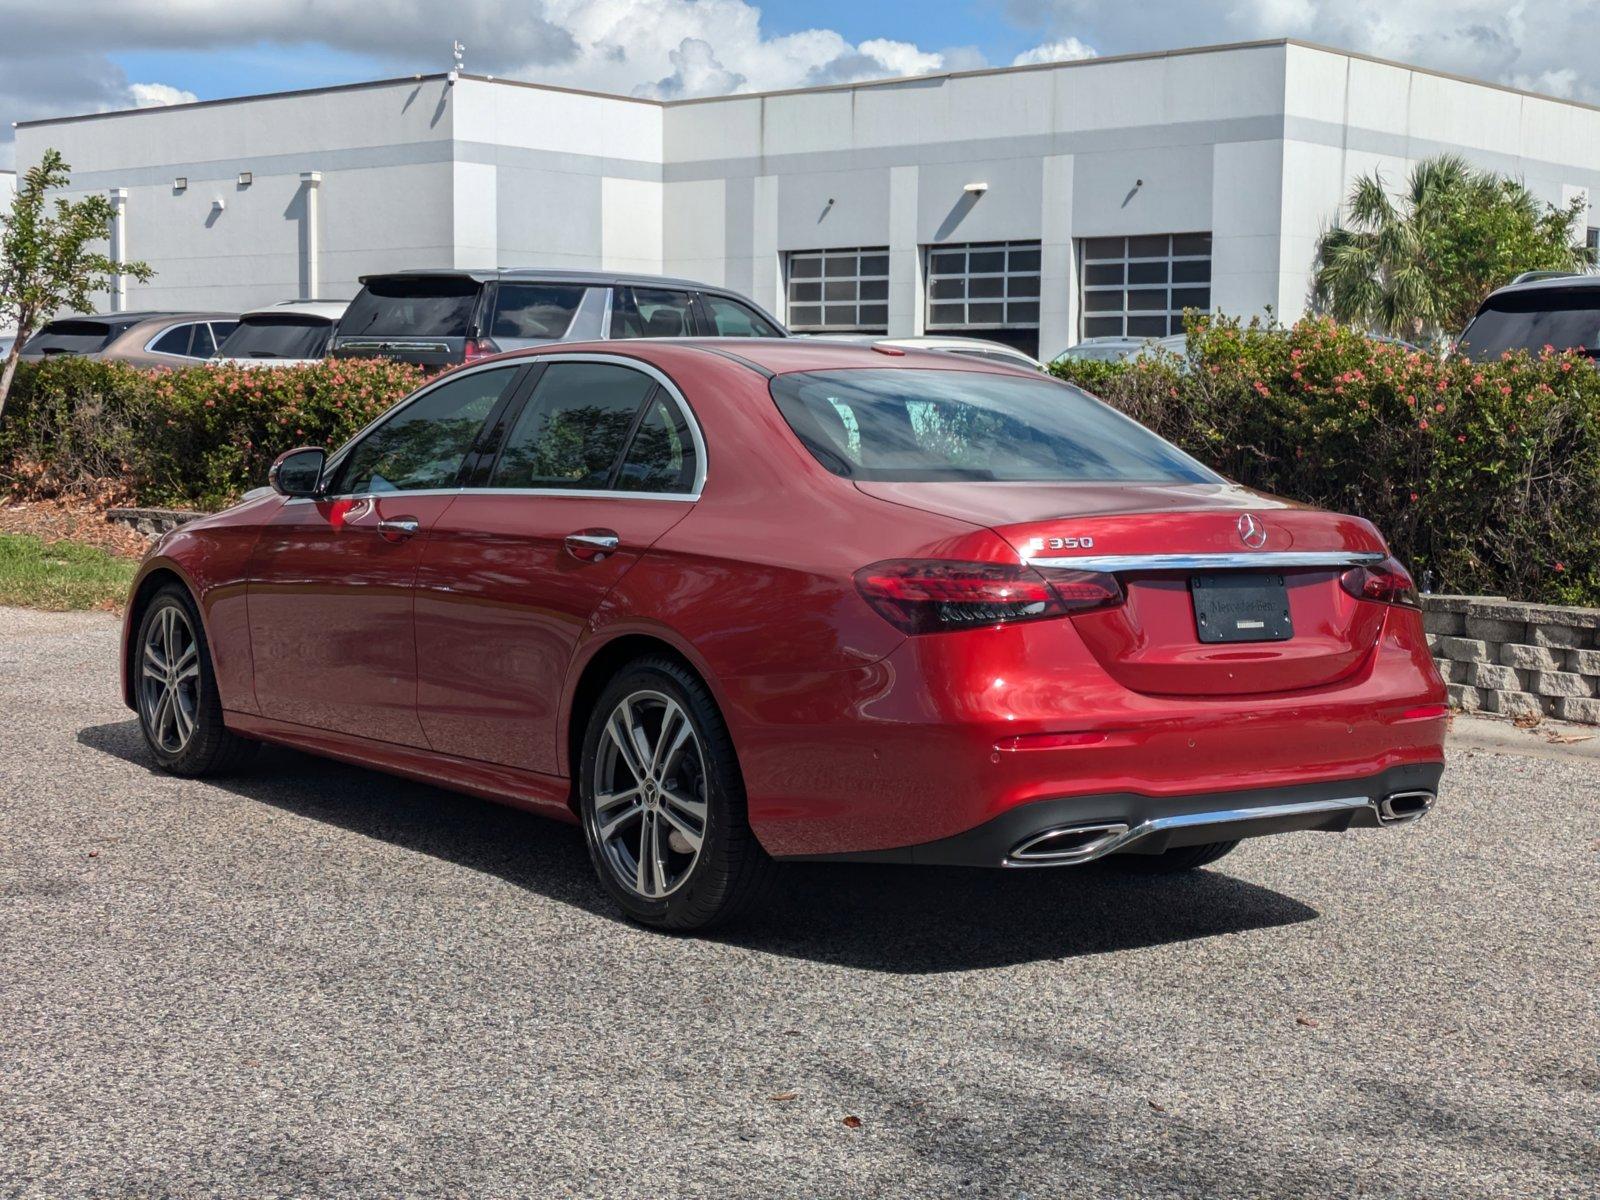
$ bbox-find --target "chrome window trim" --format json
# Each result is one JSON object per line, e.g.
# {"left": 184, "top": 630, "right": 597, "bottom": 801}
{"left": 318, "top": 352, "right": 706, "bottom": 501}
{"left": 1024, "top": 551, "right": 1387, "bottom": 572}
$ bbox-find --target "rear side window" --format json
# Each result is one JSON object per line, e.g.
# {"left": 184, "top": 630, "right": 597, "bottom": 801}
{"left": 217, "top": 316, "right": 332, "bottom": 360}
{"left": 1457, "top": 291, "right": 1600, "bottom": 361}
{"left": 24, "top": 319, "right": 123, "bottom": 355}
{"left": 332, "top": 367, "right": 517, "bottom": 494}
{"left": 611, "top": 288, "right": 694, "bottom": 338}
{"left": 701, "top": 295, "right": 783, "bottom": 338}
{"left": 490, "top": 283, "right": 587, "bottom": 340}
{"left": 616, "top": 395, "right": 697, "bottom": 493}
{"left": 340, "top": 276, "right": 482, "bottom": 338}
{"left": 490, "top": 363, "right": 656, "bottom": 490}
{"left": 770, "top": 368, "right": 1218, "bottom": 483}
{"left": 149, "top": 324, "right": 198, "bottom": 357}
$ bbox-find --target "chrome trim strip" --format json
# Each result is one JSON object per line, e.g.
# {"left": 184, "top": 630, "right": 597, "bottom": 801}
{"left": 1025, "top": 551, "right": 1387, "bottom": 573}
{"left": 1005, "top": 796, "right": 1371, "bottom": 868}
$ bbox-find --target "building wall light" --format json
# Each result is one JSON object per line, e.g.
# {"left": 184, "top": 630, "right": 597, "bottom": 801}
{"left": 173, "top": 177, "right": 187, "bottom": 192}
{"left": 237, "top": 171, "right": 253, "bottom": 187}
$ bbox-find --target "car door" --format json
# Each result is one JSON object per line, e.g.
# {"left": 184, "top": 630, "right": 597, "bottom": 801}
{"left": 413, "top": 356, "right": 702, "bottom": 773}
{"left": 246, "top": 364, "right": 529, "bottom": 745}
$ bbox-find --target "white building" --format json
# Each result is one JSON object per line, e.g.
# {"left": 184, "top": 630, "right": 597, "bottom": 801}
{"left": 14, "top": 38, "right": 1600, "bottom": 358}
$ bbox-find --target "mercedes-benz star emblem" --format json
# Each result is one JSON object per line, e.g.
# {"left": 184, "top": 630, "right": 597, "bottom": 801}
{"left": 1237, "top": 513, "right": 1268, "bottom": 549}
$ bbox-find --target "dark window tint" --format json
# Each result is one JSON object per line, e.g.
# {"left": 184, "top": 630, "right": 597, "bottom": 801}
{"left": 616, "top": 394, "right": 697, "bottom": 493}
{"left": 149, "top": 324, "right": 197, "bottom": 357}
{"left": 217, "top": 315, "right": 333, "bottom": 360}
{"left": 771, "top": 368, "right": 1216, "bottom": 484}
{"left": 702, "top": 295, "right": 782, "bottom": 338}
{"left": 340, "top": 275, "right": 482, "bottom": 338}
{"left": 208, "top": 321, "right": 239, "bottom": 346}
{"left": 1457, "top": 291, "right": 1600, "bottom": 361}
{"left": 333, "top": 367, "right": 515, "bottom": 494}
{"left": 611, "top": 289, "right": 693, "bottom": 338}
{"left": 191, "top": 324, "right": 217, "bottom": 357}
{"left": 24, "top": 319, "right": 129, "bottom": 355}
{"left": 490, "top": 363, "right": 656, "bottom": 489}
{"left": 491, "top": 283, "right": 587, "bottom": 340}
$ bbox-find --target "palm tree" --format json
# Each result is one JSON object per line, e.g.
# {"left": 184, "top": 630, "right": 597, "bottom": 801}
{"left": 1312, "top": 155, "right": 1587, "bottom": 344}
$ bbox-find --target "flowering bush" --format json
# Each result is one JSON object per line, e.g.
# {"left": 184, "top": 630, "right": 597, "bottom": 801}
{"left": 1052, "top": 315, "right": 1600, "bottom": 606}
{"left": 0, "top": 357, "right": 424, "bottom": 510}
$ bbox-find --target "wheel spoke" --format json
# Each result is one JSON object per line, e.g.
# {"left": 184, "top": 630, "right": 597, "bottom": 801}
{"left": 162, "top": 608, "right": 178, "bottom": 667}
{"left": 661, "top": 788, "right": 707, "bottom": 824}
{"left": 657, "top": 803, "right": 703, "bottom": 852}
{"left": 152, "top": 688, "right": 175, "bottom": 746}
{"left": 598, "top": 801, "right": 644, "bottom": 840}
{"left": 173, "top": 641, "right": 198, "bottom": 678}
{"left": 635, "top": 810, "right": 658, "bottom": 896}
{"left": 172, "top": 692, "right": 195, "bottom": 743}
{"left": 606, "top": 707, "right": 648, "bottom": 784}
{"left": 594, "top": 785, "right": 641, "bottom": 813}
{"left": 142, "top": 641, "right": 167, "bottom": 676}
{"left": 656, "top": 709, "right": 694, "bottom": 778}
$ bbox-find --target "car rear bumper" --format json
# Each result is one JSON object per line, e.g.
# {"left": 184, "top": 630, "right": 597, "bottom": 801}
{"left": 782, "top": 761, "right": 1443, "bottom": 866}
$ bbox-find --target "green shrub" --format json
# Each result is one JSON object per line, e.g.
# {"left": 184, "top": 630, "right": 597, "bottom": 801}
{"left": 1052, "top": 315, "right": 1600, "bottom": 606}
{"left": 0, "top": 357, "right": 424, "bottom": 509}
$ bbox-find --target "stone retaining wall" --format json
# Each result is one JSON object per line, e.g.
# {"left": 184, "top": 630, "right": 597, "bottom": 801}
{"left": 1423, "top": 595, "right": 1600, "bottom": 724}
{"left": 106, "top": 507, "right": 202, "bottom": 538}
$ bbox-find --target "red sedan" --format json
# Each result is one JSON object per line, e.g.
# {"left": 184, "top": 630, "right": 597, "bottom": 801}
{"left": 121, "top": 339, "right": 1447, "bottom": 930}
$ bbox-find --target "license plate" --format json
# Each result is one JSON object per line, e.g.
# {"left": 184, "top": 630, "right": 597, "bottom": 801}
{"left": 1191, "top": 573, "right": 1293, "bottom": 643}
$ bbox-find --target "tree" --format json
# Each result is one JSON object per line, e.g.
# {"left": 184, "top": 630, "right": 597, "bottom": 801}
{"left": 1312, "top": 154, "right": 1587, "bottom": 345}
{"left": 0, "top": 148, "right": 153, "bottom": 423}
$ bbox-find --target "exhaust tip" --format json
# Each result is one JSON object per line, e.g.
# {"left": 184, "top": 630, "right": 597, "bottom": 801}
{"left": 1008, "top": 822, "right": 1129, "bottom": 866}
{"left": 1377, "top": 790, "right": 1435, "bottom": 825}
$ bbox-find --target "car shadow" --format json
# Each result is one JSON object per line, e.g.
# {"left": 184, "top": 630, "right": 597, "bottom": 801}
{"left": 77, "top": 720, "right": 1320, "bottom": 974}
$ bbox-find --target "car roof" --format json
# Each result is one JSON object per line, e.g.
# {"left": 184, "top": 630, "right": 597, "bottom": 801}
{"left": 239, "top": 300, "right": 349, "bottom": 321}
{"left": 356, "top": 268, "right": 755, "bottom": 296}
{"left": 1483, "top": 272, "right": 1600, "bottom": 300}
{"left": 43, "top": 311, "right": 234, "bottom": 326}
{"left": 496, "top": 336, "right": 1044, "bottom": 378}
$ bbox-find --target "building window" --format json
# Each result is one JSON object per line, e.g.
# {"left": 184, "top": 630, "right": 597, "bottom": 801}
{"left": 925, "top": 241, "right": 1042, "bottom": 332}
{"left": 786, "top": 248, "right": 890, "bottom": 331}
{"left": 1078, "top": 233, "right": 1212, "bottom": 339}
{"left": 1586, "top": 227, "right": 1599, "bottom": 266}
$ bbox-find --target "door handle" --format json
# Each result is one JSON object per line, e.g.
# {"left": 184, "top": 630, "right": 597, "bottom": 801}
{"left": 564, "top": 529, "right": 620, "bottom": 562}
{"left": 377, "top": 516, "right": 420, "bottom": 542}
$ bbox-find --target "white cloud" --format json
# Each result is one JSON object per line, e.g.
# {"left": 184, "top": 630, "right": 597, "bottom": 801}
{"left": 127, "top": 82, "right": 199, "bottom": 108}
{"left": 1012, "top": 37, "right": 1097, "bottom": 66}
{"left": 636, "top": 37, "right": 746, "bottom": 99}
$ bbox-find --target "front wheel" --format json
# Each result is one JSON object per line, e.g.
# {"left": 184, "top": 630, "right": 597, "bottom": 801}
{"left": 578, "top": 657, "right": 773, "bottom": 931}
{"left": 134, "top": 584, "right": 257, "bottom": 776}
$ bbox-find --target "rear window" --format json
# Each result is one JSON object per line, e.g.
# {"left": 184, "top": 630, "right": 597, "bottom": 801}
{"left": 490, "top": 283, "right": 587, "bottom": 340}
{"left": 217, "top": 315, "right": 332, "bottom": 360}
{"left": 340, "top": 276, "right": 482, "bottom": 338}
{"left": 1458, "top": 290, "right": 1600, "bottom": 361}
{"left": 770, "top": 368, "right": 1218, "bottom": 483}
{"left": 24, "top": 319, "right": 129, "bottom": 355}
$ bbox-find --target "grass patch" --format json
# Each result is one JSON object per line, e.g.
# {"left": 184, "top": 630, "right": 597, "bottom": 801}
{"left": 0, "top": 533, "right": 138, "bottom": 611}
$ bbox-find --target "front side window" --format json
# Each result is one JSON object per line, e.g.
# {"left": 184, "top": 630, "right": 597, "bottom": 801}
{"left": 490, "top": 362, "right": 657, "bottom": 490}
{"left": 701, "top": 294, "right": 783, "bottom": 338}
{"left": 770, "top": 368, "right": 1217, "bottom": 484}
{"left": 611, "top": 289, "right": 694, "bottom": 339}
{"left": 491, "top": 283, "right": 588, "bottom": 340}
{"left": 332, "top": 367, "right": 517, "bottom": 494}
{"left": 150, "top": 324, "right": 198, "bottom": 357}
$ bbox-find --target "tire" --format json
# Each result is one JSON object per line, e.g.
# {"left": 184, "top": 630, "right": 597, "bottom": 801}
{"left": 578, "top": 656, "right": 774, "bottom": 931}
{"left": 133, "top": 584, "right": 258, "bottom": 777}
{"left": 1106, "top": 839, "right": 1239, "bottom": 874}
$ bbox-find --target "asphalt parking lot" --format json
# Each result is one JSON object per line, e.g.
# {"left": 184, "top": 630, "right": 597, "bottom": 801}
{"left": 1, "top": 606, "right": 1596, "bottom": 1199}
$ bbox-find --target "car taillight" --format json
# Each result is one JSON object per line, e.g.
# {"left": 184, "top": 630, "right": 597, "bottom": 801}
{"left": 853, "top": 559, "right": 1122, "bottom": 634}
{"left": 1340, "top": 557, "right": 1420, "bottom": 608}
{"left": 463, "top": 336, "right": 500, "bottom": 363}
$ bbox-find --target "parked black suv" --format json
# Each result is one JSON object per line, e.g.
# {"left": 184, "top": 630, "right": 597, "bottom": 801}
{"left": 1457, "top": 274, "right": 1600, "bottom": 362}
{"left": 330, "top": 269, "right": 787, "bottom": 368}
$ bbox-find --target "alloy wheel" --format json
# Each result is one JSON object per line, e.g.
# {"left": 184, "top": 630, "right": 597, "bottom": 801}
{"left": 589, "top": 689, "right": 709, "bottom": 900}
{"left": 139, "top": 604, "right": 201, "bottom": 755}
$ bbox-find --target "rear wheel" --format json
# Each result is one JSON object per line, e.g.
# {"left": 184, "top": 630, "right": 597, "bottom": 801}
{"left": 134, "top": 584, "right": 257, "bottom": 776}
{"left": 1107, "top": 840, "right": 1239, "bottom": 874}
{"left": 578, "top": 657, "right": 773, "bottom": 931}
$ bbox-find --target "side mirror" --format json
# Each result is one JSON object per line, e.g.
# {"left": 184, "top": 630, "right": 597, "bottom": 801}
{"left": 269, "top": 446, "right": 327, "bottom": 498}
